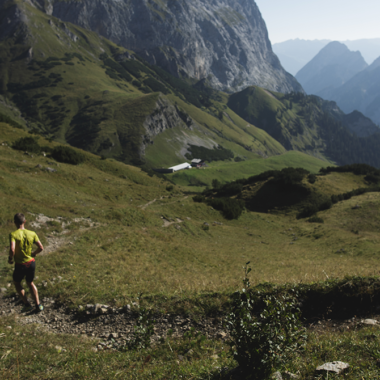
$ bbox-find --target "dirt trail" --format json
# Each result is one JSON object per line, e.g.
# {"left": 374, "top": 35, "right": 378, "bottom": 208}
{"left": 0, "top": 295, "right": 227, "bottom": 351}
{"left": 139, "top": 198, "right": 157, "bottom": 210}
{"left": 1, "top": 294, "right": 378, "bottom": 353}
{"left": 29, "top": 213, "right": 101, "bottom": 256}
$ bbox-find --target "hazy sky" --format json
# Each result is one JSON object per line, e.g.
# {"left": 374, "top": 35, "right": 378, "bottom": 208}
{"left": 255, "top": 0, "right": 380, "bottom": 44}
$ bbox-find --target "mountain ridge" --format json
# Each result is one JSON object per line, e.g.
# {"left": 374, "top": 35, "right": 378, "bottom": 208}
{"left": 326, "top": 56, "right": 380, "bottom": 126}
{"left": 29, "top": 0, "right": 303, "bottom": 94}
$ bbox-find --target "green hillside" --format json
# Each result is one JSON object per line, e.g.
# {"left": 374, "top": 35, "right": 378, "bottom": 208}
{"left": 168, "top": 151, "right": 330, "bottom": 191}
{"left": 0, "top": 0, "right": 288, "bottom": 172}
{"left": 228, "top": 87, "right": 380, "bottom": 168}
{"left": 2, "top": 121, "right": 380, "bottom": 378}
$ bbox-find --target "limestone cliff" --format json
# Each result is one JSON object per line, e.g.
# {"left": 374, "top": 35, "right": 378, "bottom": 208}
{"left": 31, "top": 0, "right": 302, "bottom": 93}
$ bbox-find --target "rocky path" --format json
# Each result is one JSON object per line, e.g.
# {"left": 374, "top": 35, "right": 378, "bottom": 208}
{"left": 2, "top": 292, "right": 379, "bottom": 354}
{"left": 0, "top": 295, "right": 227, "bottom": 352}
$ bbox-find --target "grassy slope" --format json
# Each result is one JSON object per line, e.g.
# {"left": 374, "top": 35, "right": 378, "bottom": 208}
{"left": 2, "top": 122, "right": 380, "bottom": 378}
{"left": 168, "top": 151, "right": 330, "bottom": 191}
{"left": 228, "top": 86, "right": 324, "bottom": 151}
{"left": 1, "top": 122, "right": 379, "bottom": 305}
{"left": 0, "top": 0, "right": 290, "bottom": 172}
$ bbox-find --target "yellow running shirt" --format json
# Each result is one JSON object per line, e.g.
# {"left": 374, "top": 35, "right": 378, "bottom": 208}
{"left": 9, "top": 229, "right": 40, "bottom": 264}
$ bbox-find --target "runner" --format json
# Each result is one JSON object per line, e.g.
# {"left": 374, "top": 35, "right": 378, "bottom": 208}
{"left": 8, "top": 213, "right": 44, "bottom": 312}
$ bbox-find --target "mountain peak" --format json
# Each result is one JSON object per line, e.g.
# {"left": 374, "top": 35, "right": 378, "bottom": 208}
{"left": 295, "top": 41, "right": 368, "bottom": 97}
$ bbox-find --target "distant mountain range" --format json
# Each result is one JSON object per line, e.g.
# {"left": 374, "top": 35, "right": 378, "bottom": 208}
{"left": 273, "top": 38, "right": 380, "bottom": 75}
{"left": 291, "top": 41, "right": 380, "bottom": 126}
{"left": 327, "top": 57, "right": 380, "bottom": 127}
{"left": 295, "top": 42, "right": 368, "bottom": 98}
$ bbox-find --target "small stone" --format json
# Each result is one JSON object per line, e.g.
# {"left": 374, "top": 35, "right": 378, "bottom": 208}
{"left": 211, "top": 354, "right": 219, "bottom": 360}
{"left": 7, "top": 283, "right": 11, "bottom": 288}
{"left": 272, "top": 372, "right": 282, "bottom": 380}
{"left": 316, "top": 361, "right": 349, "bottom": 374}
{"left": 91, "top": 347, "right": 98, "bottom": 353}
{"left": 45, "top": 167, "right": 57, "bottom": 173}
{"left": 109, "top": 333, "right": 118, "bottom": 340}
{"left": 362, "top": 319, "right": 378, "bottom": 326}
{"left": 55, "top": 346, "right": 62, "bottom": 353}
{"left": 35, "top": 164, "right": 42, "bottom": 168}
{"left": 284, "top": 371, "right": 298, "bottom": 379}
{"left": 6, "top": 326, "right": 12, "bottom": 330}
{"left": 0, "top": 288, "right": 7, "bottom": 293}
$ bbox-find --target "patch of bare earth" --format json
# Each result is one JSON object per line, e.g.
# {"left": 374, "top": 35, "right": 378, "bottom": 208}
{"left": 29, "top": 213, "right": 101, "bottom": 256}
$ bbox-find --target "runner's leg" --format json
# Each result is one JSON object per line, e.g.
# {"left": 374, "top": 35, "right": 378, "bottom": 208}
{"left": 26, "top": 281, "right": 40, "bottom": 306}
{"left": 14, "top": 281, "right": 29, "bottom": 305}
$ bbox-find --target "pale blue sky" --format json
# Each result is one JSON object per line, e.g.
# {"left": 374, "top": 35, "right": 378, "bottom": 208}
{"left": 255, "top": 0, "right": 380, "bottom": 43}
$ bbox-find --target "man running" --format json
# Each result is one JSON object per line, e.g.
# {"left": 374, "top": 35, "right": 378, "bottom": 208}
{"left": 8, "top": 213, "right": 44, "bottom": 312}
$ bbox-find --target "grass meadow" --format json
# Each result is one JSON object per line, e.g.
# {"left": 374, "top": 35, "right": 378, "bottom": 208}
{"left": 1, "top": 122, "right": 380, "bottom": 378}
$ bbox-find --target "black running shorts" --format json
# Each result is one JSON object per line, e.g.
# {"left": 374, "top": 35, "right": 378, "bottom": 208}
{"left": 13, "top": 260, "right": 36, "bottom": 283}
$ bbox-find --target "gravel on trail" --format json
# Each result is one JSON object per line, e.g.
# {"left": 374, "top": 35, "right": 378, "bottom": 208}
{"left": 1, "top": 294, "right": 379, "bottom": 352}
{"left": 0, "top": 294, "right": 227, "bottom": 350}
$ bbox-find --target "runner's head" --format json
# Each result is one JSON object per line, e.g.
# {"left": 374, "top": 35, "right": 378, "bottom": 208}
{"left": 14, "top": 213, "right": 26, "bottom": 228}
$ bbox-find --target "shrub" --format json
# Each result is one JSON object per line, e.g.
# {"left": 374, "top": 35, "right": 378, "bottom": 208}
{"left": 211, "top": 179, "right": 221, "bottom": 189}
{"left": 186, "top": 144, "right": 234, "bottom": 162}
{"left": 308, "top": 174, "right": 317, "bottom": 184}
{"left": 192, "top": 195, "right": 205, "bottom": 203}
{"left": 226, "top": 263, "right": 305, "bottom": 378}
{"left": 51, "top": 146, "right": 85, "bottom": 165}
{"left": 208, "top": 197, "right": 245, "bottom": 220}
{"left": 166, "top": 185, "right": 174, "bottom": 192}
{"left": 217, "top": 182, "right": 243, "bottom": 197}
{"left": 40, "top": 146, "right": 53, "bottom": 154}
{"left": 125, "top": 308, "right": 155, "bottom": 350}
{"left": 297, "top": 203, "right": 319, "bottom": 219}
{"left": 308, "top": 216, "right": 324, "bottom": 223}
{"left": 297, "top": 193, "right": 332, "bottom": 219}
{"left": 365, "top": 174, "right": 380, "bottom": 184}
{"left": 12, "top": 136, "right": 41, "bottom": 154}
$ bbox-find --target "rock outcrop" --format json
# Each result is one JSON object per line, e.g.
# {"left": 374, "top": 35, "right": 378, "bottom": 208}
{"left": 141, "top": 94, "right": 196, "bottom": 156}
{"left": 31, "top": 0, "right": 302, "bottom": 93}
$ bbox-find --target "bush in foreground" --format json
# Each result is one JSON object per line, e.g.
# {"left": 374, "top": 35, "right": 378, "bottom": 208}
{"left": 51, "top": 146, "right": 85, "bottom": 165}
{"left": 226, "top": 263, "right": 305, "bottom": 378}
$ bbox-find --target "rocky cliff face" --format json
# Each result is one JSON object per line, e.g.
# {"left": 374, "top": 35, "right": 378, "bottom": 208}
{"left": 31, "top": 0, "right": 302, "bottom": 93}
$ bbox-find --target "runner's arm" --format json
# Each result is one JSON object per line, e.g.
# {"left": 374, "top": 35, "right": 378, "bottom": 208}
{"left": 31, "top": 241, "right": 44, "bottom": 257}
{"left": 8, "top": 241, "right": 15, "bottom": 264}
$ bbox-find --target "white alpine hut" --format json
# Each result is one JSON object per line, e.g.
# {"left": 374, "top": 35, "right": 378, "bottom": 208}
{"left": 169, "top": 163, "right": 192, "bottom": 172}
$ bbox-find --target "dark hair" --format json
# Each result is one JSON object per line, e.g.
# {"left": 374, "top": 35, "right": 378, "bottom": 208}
{"left": 14, "top": 213, "right": 26, "bottom": 227}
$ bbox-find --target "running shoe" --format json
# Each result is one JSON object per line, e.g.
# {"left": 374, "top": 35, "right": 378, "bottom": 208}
{"left": 21, "top": 304, "right": 33, "bottom": 313}
{"left": 36, "top": 304, "right": 44, "bottom": 312}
